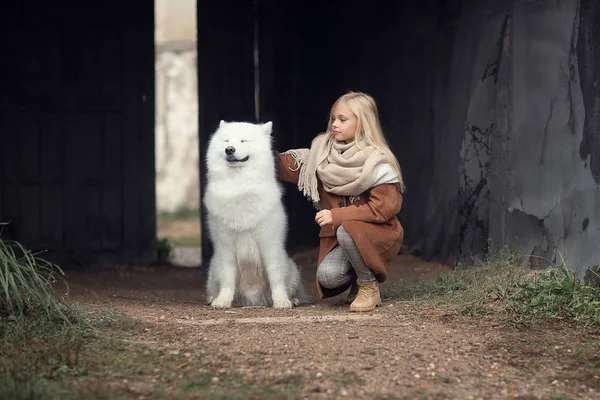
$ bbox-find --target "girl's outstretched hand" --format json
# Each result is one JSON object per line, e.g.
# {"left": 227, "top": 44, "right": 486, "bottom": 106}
{"left": 315, "top": 209, "right": 333, "bottom": 227}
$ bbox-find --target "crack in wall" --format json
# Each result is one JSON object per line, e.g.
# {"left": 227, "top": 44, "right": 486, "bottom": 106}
{"left": 539, "top": 100, "right": 555, "bottom": 165}
{"left": 458, "top": 122, "right": 492, "bottom": 257}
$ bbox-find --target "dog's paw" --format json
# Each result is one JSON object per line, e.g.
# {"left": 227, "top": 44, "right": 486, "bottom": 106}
{"left": 273, "top": 298, "right": 293, "bottom": 309}
{"left": 291, "top": 297, "right": 301, "bottom": 306}
{"left": 206, "top": 296, "right": 214, "bottom": 305}
{"left": 210, "top": 297, "right": 233, "bottom": 309}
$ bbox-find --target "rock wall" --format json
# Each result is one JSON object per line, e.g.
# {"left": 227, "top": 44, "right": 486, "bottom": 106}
{"left": 154, "top": 0, "right": 199, "bottom": 214}
{"left": 407, "top": 0, "right": 600, "bottom": 279}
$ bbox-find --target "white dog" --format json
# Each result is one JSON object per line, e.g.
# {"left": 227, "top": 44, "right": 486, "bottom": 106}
{"left": 204, "top": 120, "right": 307, "bottom": 308}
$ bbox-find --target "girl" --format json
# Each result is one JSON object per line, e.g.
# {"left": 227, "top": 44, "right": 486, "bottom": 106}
{"left": 276, "top": 91, "right": 405, "bottom": 312}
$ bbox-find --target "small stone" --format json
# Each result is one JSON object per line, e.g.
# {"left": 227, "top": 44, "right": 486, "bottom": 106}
{"left": 316, "top": 372, "right": 323, "bottom": 378}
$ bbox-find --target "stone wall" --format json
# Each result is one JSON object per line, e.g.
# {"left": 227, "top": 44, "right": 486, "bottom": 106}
{"left": 400, "top": 0, "right": 600, "bottom": 279}
{"left": 154, "top": 0, "right": 199, "bottom": 214}
{"left": 155, "top": 48, "right": 199, "bottom": 213}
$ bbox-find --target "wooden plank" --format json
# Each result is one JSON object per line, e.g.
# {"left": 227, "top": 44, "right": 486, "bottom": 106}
{"left": 102, "top": 114, "right": 123, "bottom": 249}
{"left": 0, "top": 114, "right": 6, "bottom": 182}
{"left": 18, "top": 113, "right": 40, "bottom": 182}
{"left": 1, "top": 115, "right": 19, "bottom": 183}
{"left": 18, "top": 184, "right": 40, "bottom": 245}
{"left": 121, "top": 183, "right": 141, "bottom": 249}
{"left": 37, "top": 113, "right": 64, "bottom": 249}
{"left": 103, "top": 114, "right": 122, "bottom": 178}
{"left": 121, "top": 23, "right": 140, "bottom": 252}
{"left": 101, "top": 186, "right": 121, "bottom": 249}
{"left": 120, "top": 2, "right": 155, "bottom": 261}
{"left": 63, "top": 113, "right": 103, "bottom": 250}
{"left": 121, "top": 28, "right": 142, "bottom": 251}
{"left": 40, "top": 184, "right": 63, "bottom": 248}
{"left": 40, "top": 113, "right": 63, "bottom": 181}
{"left": 137, "top": 1, "right": 157, "bottom": 260}
{"left": 1, "top": 183, "right": 20, "bottom": 239}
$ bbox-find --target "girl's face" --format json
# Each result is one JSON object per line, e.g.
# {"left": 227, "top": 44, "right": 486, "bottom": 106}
{"left": 331, "top": 103, "right": 358, "bottom": 142}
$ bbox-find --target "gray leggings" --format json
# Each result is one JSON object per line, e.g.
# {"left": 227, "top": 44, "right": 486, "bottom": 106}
{"left": 316, "top": 226, "right": 376, "bottom": 289}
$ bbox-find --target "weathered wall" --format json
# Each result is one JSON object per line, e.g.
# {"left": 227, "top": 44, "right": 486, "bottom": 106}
{"left": 155, "top": 0, "right": 199, "bottom": 214}
{"left": 155, "top": 49, "right": 199, "bottom": 213}
{"left": 257, "top": 0, "right": 600, "bottom": 278}
{"left": 402, "top": 0, "right": 600, "bottom": 278}
{"left": 577, "top": 0, "right": 600, "bottom": 277}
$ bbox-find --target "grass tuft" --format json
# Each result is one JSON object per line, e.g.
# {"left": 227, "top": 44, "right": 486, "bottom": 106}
{"left": 0, "top": 223, "right": 73, "bottom": 325}
{"left": 501, "top": 264, "right": 600, "bottom": 326}
{"left": 383, "top": 247, "right": 600, "bottom": 326}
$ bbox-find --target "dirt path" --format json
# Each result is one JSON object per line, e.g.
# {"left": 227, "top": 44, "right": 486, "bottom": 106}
{"left": 61, "top": 250, "right": 599, "bottom": 399}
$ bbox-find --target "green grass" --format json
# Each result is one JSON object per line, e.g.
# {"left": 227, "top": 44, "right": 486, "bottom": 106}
{"left": 500, "top": 264, "right": 600, "bottom": 326}
{"left": 382, "top": 248, "right": 525, "bottom": 308}
{"left": 157, "top": 205, "right": 199, "bottom": 221}
{"left": 383, "top": 248, "right": 600, "bottom": 326}
{"left": 169, "top": 235, "right": 201, "bottom": 247}
{"left": 0, "top": 305, "right": 147, "bottom": 400}
{"left": 0, "top": 223, "right": 71, "bottom": 324}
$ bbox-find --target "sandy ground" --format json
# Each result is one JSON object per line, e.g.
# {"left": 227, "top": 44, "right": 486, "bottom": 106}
{"left": 56, "top": 248, "right": 599, "bottom": 399}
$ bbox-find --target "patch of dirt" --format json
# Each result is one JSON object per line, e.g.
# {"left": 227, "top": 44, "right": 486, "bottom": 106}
{"left": 57, "top": 249, "right": 599, "bottom": 399}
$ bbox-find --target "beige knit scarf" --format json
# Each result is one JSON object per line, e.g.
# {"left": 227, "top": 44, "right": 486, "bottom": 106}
{"left": 283, "top": 133, "right": 399, "bottom": 207}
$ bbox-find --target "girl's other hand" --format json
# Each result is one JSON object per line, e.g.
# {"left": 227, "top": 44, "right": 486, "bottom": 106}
{"left": 315, "top": 209, "right": 333, "bottom": 227}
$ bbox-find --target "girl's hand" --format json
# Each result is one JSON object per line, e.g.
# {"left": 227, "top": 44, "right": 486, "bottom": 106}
{"left": 315, "top": 209, "right": 333, "bottom": 227}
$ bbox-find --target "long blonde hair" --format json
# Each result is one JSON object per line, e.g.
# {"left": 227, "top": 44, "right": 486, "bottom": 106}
{"left": 325, "top": 91, "right": 406, "bottom": 193}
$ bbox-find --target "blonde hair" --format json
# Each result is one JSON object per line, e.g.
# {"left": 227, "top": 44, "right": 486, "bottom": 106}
{"left": 325, "top": 91, "right": 406, "bottom": 192}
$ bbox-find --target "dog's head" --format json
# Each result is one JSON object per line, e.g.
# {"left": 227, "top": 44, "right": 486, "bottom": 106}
{"left": 206, "top": 120, "right": 274, "bottom": 173}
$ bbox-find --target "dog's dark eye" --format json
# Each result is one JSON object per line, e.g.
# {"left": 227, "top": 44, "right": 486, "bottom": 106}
{"left": 240, "top": 140, "right": 247, "bottom": 143}
{"left": 223, "top": 139, "right": 229, "bottom": 143}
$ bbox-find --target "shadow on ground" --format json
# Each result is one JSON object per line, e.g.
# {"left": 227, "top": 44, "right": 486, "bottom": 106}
{"left": 58, "top": 248, "right": 451, "bottom": 305}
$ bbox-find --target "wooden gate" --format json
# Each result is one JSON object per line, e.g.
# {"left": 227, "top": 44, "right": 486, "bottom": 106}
{"left": 0, "top": 0, "right": 156, "bottom": 265}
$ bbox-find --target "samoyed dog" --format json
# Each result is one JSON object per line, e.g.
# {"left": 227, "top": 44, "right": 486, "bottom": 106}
{"left": 204, "top": 120, "right": 307, "bottom": 308}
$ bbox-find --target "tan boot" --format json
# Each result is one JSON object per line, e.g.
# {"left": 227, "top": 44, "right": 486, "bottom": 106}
{"left": 346, "top": 280, "right": 359, "bottom": 304}
{"left": 349, "top": 281, "right": 382, "bottom": 312}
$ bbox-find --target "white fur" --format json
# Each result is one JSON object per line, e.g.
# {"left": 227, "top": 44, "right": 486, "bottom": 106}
{"left": 204, "top": 120, "right": 307, "bottom": 308}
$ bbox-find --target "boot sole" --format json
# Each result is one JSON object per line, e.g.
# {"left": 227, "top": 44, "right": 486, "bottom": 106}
{"left": 349, "top": 300, "right": 382, "bottom": 312}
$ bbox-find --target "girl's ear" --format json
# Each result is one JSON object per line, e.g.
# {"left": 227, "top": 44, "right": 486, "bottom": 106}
{"left": 262, "top": 121, "right": 273, "bottom": 135}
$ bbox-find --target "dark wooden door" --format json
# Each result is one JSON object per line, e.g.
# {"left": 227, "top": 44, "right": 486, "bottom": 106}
{"left": 0, "top": 0, "right": 156, "bottom": 266}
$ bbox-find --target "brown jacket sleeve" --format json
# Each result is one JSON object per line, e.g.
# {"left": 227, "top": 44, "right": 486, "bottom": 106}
{"left": 275, "top": 151, "right": 301, "bottom": 185}
{"left": 330, "top": 184, "right": 402, "bottom": 227}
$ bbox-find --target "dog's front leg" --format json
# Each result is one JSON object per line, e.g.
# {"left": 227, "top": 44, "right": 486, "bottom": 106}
{"left": 210, "top": 254, "right": 237, "bottom": 309}
{"left": 263, "top": 250, "right": 293, "bottom": 309}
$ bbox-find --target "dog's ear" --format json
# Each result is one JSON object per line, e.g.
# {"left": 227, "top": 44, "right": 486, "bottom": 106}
{"left": 219, "top": 120, "right": 226, "bottom": 128}
{"left": 262, "top": 121, "right": 273, "bottom": 135}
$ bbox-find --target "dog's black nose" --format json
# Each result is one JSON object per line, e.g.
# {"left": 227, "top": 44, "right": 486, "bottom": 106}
{"left": 225, "top": 146, "right": 235, "bottom": 155}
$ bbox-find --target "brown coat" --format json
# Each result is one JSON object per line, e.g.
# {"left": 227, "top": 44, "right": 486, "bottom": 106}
{"left": 276, "top": 152, "right": 404, "bottom": 299}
